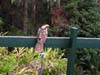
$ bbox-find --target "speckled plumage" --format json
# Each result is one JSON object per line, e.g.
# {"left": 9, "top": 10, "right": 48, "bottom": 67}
{"left": 35, "top": 24, "right": 49, "bottom": 53}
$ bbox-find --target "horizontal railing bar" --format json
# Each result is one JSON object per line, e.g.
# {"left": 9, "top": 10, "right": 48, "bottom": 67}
{"left": 77, "top": 37, "right": 100, "bottom": 48}
{"left": 0, "top": 36, "right": 100, "bottom": 48}
{"left": 0, "top": 36, "right": 70, "bottom": 47}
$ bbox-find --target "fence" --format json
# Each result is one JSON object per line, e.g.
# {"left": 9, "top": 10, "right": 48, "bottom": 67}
{"left": 0, "top": 27, "right": 100, "bottom": 75}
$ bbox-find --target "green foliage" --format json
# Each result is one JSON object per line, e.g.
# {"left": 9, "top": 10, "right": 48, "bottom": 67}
{"left": 76, "top": 48, "right": 100, "bottom": 75}
{"left": 62, "top": 0, "right": 100, "bottom": 74}
{"left": 0, "top": 48, "right": 16, "bottom": 73}
{"left": 65, "top": 0, "right": 100, "bottom": 37}
{"left": 0, "top": 47, "right": 67, "bottom": 75}
{"left": 7, "top": 26, "right": 25, "bottom": 36}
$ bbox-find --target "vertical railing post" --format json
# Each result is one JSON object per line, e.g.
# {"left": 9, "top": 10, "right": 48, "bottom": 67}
{"left": 67, "top": 27, "right": 78, "bottom": 75}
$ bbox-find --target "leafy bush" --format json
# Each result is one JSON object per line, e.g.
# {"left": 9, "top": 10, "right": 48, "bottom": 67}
{"left": 60, "top": 0, "right": 100, "bottom": 75}
{"left": 64, "top": 0, "right": 100, "bottom": 37}
{"left": 0, "top": 47, "right": 67, "bottom": 75}
{"left": 76, "top": 48, "right": 100, "bottom": 75}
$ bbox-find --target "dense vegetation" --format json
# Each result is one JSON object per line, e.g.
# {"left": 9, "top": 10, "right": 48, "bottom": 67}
{"left": 0, "top": 47, "right": 67, "bottom": 75}
{"left": 65, "top": 1, "right": 100, "bottom": 75}
{"left": 0, "top": 0, "right": 100, "bottom": 75}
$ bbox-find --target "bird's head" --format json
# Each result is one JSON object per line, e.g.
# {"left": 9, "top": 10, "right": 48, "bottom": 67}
{"left": 41, "top": 24, "right": 49, "bottom": 29}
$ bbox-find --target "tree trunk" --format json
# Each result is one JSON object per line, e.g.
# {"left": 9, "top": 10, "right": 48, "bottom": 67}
{"left": 23, "top": 0, "right": 28, "bottom": 35}
{"left": 32, "top": 0, "right": 36, "bottom": 24}
{"left": 35, "top": 0, "right": 44, "bottom": 25}
{"left": 57, "top": 0, "right": 60, "bottom": 7}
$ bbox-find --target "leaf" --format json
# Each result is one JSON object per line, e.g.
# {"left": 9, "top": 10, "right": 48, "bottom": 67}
{"left": 18, "top": 67, "right": 27, "bottom": 75}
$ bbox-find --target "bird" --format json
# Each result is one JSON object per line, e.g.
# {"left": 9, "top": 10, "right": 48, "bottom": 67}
{"left": 35, "top": 24, "right": 49, "bottom": 53}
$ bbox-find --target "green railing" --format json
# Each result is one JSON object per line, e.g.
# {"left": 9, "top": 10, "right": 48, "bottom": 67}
{"left": 0, "top": 27, "right": 100, "bottom": 75}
